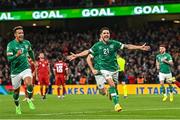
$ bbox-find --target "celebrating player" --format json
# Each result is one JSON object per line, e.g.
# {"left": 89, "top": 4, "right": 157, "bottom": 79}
{"left": 156, "top": 44, "right": 176, "bottom": 102}
{"left": 36, "top": 52, "right": 50, "bottom": 99}
{"left": 68, "top": 27, "right": 150, "bottom": 112}
{"left": 53, "top": 55, "right": 69, "bottom": 99}
{"left": 6, "top": 26, "right": 35, "bottom": 114}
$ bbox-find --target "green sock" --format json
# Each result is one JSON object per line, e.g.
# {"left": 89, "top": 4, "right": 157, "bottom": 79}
{"left": 13, "top": 93, "right": 19, "bottom": 106}
{"left": 115, "top": 83, "right": 119, "bottom": 96}
{"left": 109, "top": 86, "right": 119, "bottom": 105}
{"left": 169, "top": 85, "right": 173, "bottom": 93}
{"left": 160, "top": 86, "right": 165, "bottom": 94}
{"left": 27, "top": 85, "right": 33, "bottom": 99}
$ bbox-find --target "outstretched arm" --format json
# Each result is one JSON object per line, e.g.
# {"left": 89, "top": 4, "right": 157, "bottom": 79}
{"left": 124, "top": 43, "right": 150, "bottom": 51}
{"left": 67, "top": 50, "right": 90, "bottom": 61}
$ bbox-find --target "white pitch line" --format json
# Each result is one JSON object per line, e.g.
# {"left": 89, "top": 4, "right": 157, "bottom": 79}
{"left": 125, "top": 107, "right": 180, "bottom": 111}
{"left": 1, "top": 107, "right": 180, "bottom": 117}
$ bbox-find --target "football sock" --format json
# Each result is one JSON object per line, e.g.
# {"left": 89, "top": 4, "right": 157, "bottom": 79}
{"left": 115, "top": 83, "right": 119, "bottom": 95}
{"left": 57, "top": 87, "right": 60, "bottom": 96}
{"left": 62, "top": 86, "right": 66, "bottom": 95}
{"left": 160, "top": 86, "right": 165, "bottom": 94}
{"left": 27, "top": 85, "right": 33, "bottom": 99}
{"left": 169, "top": 85, "right": 173, "bottom": 93}
{"left": 45, "top": 86, "right": 48, "bottom": 95}
{"left": 40, "top": 87, "right": 43, "bottom": 96}
{"left": 109, "top": 86, "right": 119, "bottom": 105}
{"left": 123, "top": 85, "right": 128, "bottom": 96}
{"left": 13, "top": 93, "right": 19, "bottom": 106}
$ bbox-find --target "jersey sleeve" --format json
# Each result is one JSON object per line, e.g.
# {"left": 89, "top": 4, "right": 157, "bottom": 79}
{"left": 167, "top": 54, "right": 173, "bottom": 62}
{"left": 156, "top": 55, "right": 159, "bottom": 62}
{"left": 113, "top": 40, "right": 124, "bottom": 50}
{"left": 90, "top": 51, "right": 97, "bottom": 58}
{"left": 6, "top": 43, "right": 17, "bottom": 62}
{"left": 89, "top": 42, "right": 99, "bottom": 54}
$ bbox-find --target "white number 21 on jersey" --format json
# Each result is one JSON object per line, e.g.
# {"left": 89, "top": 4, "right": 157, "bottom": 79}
{"left": 103, "top": 48, "right": 109, "bottom": 55}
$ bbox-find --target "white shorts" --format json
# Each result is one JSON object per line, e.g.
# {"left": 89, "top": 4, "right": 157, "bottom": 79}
{"left": 11, "top": 69, "right": 32, "bottom": 89}
{"left": 94, "top": 74, "right": 106, "bottom": 89}
{"left": 159, "top": 72, "right": 172, "bottom": 83}
{"left": 100, "top": 70, "right": 119, "bottom": 83}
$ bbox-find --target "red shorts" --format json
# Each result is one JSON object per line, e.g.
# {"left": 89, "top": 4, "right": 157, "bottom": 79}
{"left": 38, "top": 75, "right": 49, "bottom": 85}
{"left": 55, "top": 76, "right": 65, "bottom": 86}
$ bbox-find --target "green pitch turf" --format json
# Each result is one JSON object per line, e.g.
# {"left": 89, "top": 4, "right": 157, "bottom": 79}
{"left": 0, "top": 94, "right": 180, "bottom": 119}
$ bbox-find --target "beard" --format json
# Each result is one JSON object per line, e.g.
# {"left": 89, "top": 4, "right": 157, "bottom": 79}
{"left": 160, "top": 51, "right": 165, "bottom": 54}
{"left": 18, "top": 36, "right": 24, "bottom": 42}
{"left": 102, "top": 37, "right": 109, "bottom": 42}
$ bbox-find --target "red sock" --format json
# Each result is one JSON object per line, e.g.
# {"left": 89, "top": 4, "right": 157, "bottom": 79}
{"left": 62, "top": 86, "right": 66, "bottom": 95}
{"left": 40, "top": 87, "right": 43, "bottom": 96}
{"left": 175, "top": 81, "right": 180, "bottom": 88}
{"left": 57, "top": 87, "right": 60, "bottom": 96}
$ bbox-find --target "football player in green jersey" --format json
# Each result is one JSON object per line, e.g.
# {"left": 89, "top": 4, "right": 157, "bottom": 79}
{"left": 156, "top": 44, "right": 174, "bottom": 102}
{"left": 87, "top": 27, "right": 150, "bottom": 112}
{"left": 67, "top": 27, "right": 150, "bottom": 112}
{"left": 6, "top": 26, "right": 35, "bottom": 114}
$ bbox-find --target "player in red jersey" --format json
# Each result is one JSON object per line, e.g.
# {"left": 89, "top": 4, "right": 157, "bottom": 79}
{"left": 53, "top": 55, "right": 69, "bottom": 99}
{"left": 36, "top": 52, "right": 50, "bottom": 99}
{"left": 23, "top": 56, "right": 36, "bottom": 101}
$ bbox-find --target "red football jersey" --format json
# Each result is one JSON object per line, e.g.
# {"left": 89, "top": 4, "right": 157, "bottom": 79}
{"left": 54, "top": 61, "right": 68, "bottom": 76}
{"left": 37, "top": 59, "right": 49, "bottom": 75}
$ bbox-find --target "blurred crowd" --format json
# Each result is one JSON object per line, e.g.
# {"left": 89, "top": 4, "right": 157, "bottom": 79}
{"left": 0, "top": 0, "right": 180, "bottom": 10}
{"left": 0, "top": 25, "right": 180, "bottom": 85}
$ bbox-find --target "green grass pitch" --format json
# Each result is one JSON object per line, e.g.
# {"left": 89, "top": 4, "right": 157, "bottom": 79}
{"left": 0, "top": 94, "right": 180, "bottom": 119}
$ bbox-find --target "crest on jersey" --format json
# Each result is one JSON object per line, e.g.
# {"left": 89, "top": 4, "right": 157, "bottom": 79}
{"left": 99, "top": 46, "right": 103, "bottom": 49}
{"left": 25, "top": 45, "right": 28, "bottom": 49}
{"left": 110, "top": 44, "right": 114, "bottom": 49}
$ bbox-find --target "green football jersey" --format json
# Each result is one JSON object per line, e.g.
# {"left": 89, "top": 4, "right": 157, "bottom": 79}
{"left": 156, "top": 53, "right": 173, "bottom": 74}
{"left": 90, "top": 40, "right": 124, "bottom": 72}
{"left": 6, "top": 39, "right": 33, "bottom": 75}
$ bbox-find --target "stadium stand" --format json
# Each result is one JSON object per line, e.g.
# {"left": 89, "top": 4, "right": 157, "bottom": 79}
{"left": 0, "top": 25, "right": 179, "bottom": 85}
{"left": 0, "top": 0, "right": 180, "bottom": 10}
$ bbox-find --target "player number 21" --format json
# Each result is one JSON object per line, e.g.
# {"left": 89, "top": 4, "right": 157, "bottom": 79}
{"left": 103, "top": 48, "right": 109, "bottom": 55}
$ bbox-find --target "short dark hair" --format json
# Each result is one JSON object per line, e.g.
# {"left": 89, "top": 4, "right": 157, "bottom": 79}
{"left": 13, "top": 26, "right": 23, "bottom": 34}
{"left": 159, "top": 44, "right": 166, "bottom": 48}
{"left": 99, "top": 27, "right": 110, "bottom": 34}
{"left": 57, "top": 54, "right": 63, "bottom": 61}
